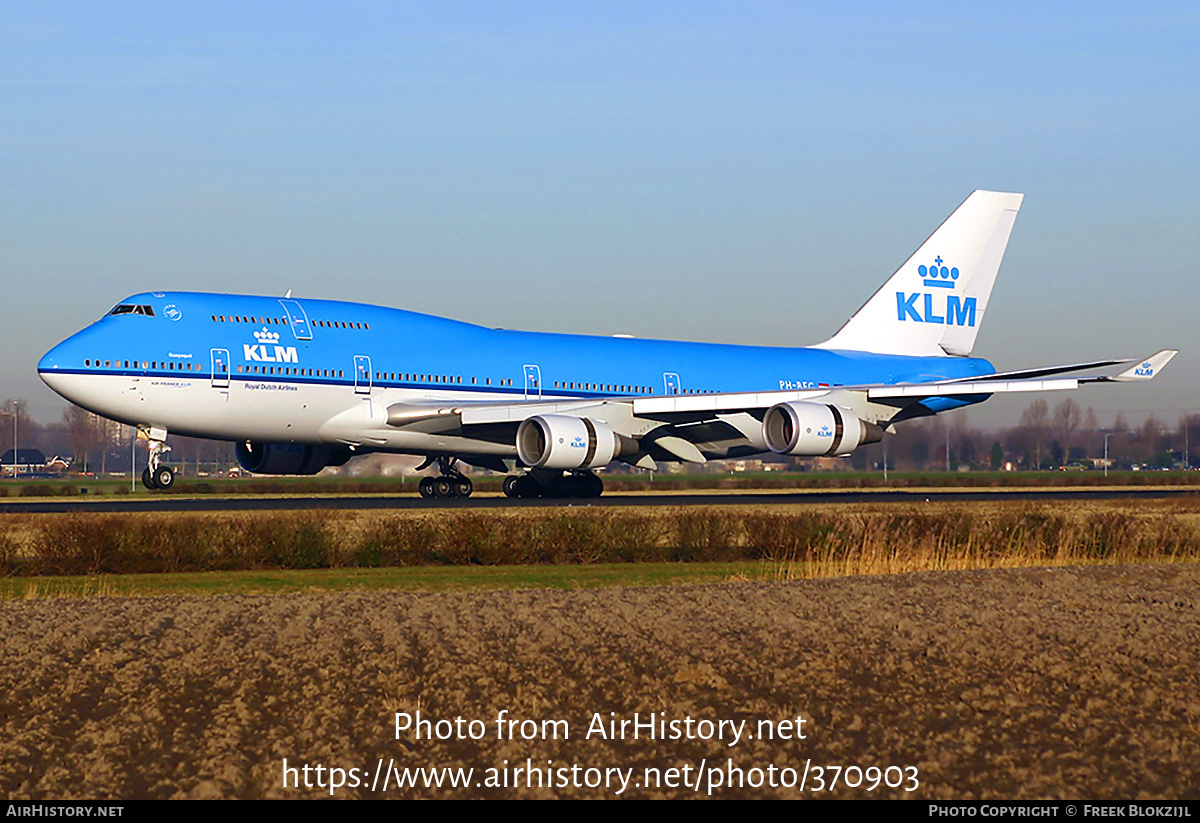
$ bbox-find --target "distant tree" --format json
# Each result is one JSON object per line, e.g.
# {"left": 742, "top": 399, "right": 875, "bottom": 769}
{"left": 63, "top": 405, "right": 100, "bottom": 470}
{"left": 948, "top": 411, "right": 978, "bottom": 468}
{"left": 1083, "top": 407, "right": 1099, "bottom": 458}
{"left": 1019, "top": 400, "right": 1049, "bottom": 469}
{"left": 1103, "top": 413, "right": 1132, "bottom": 467}
{"left": 1137, "top": 415, "right": 1165, "bottom": 465}
{"left": 890, "top": 416, "right": 937, "bottom": 470}
{"left": 1050, "top": 439, "right": 1065, "bottom": 466}
{"left": 0, "top": 399, "right": 34, "bottom": 459}
{"left": 1180, "top": 413, "right": 1200, "bottom": 468}
{"left": 1053, "top": 399, "right": 1081, "bottom": 462}
{"left": 990, "top": 441, "right": 1003, "bottom": 470}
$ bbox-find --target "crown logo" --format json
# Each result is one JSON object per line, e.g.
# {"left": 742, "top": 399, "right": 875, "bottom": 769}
{"left": 254, "top": 327, "right": 281, "bottom": 343}
{"left": 919, "top": 256, "right": 959, "bottom": 289}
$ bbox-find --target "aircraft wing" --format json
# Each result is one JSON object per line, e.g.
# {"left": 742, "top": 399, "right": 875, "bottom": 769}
{"left": 628, "top": 350, "right": 1180, "bottom": 414}
{"left": 385, "top": 349, "right": 1177, "bottom": 429}
{"left": 868, "top": 349, "right": 1178, "bottom": 400}
{"left": 935, "top": 357, "right": 1137, "bottom": 383}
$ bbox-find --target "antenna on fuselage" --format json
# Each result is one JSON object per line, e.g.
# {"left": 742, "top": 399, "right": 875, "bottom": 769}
{"left": 284, "top": 289, "right": 293, "bottom": 298}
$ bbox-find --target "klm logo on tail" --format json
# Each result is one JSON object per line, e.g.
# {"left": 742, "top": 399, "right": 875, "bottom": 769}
{"left": 896, "top": 256, "right": 977, "bottom": 327}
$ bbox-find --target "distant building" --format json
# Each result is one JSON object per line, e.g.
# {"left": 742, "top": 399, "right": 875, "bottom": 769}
{"left": 1, "top": 449, "right": 57, "bottom": 476}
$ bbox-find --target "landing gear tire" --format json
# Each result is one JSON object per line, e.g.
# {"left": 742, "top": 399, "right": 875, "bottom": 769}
{"left": 506, "top": 471, "right": 602, "bottom": 500}
{"left": 141, "top": 428, "right": 173, "bottom": 492}
{"left": 153, "top": 466, "right": 175, "bottom": 490}
{"left": 419, "top": 473, "right": 472, "bottom": 499}
{"left": 551, "top": 474, "right": 580, "bottom": 499}
{"left": 417, "top": 456, "right": 474, "bottom": 500}
{"left": 513, "top": 475, "right": 542, "bottom": 499}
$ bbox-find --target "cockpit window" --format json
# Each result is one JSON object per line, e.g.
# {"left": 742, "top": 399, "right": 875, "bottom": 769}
{"left": 108, "top": 304, "right": 156, "bottom": 316}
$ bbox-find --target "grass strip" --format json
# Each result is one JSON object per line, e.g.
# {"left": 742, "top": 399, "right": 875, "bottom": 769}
{"left": 3, "top": 470, "right": 1200, "bottom": 499}
{"left": 0, "top": 562, "right": 762, "bottom": 599}
{"left": 3, "top": 503, "right": 1199, "bottom": 586}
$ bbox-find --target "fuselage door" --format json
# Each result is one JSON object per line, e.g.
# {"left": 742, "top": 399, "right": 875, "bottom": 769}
{"left": 279, "top": 299, "right": 313, "bottom": 340}
{"left": 664, "top": 372, "right": 681, "bottom": 395}
{"left": 211, "top": 348, "right": 230, "bottom": 389}
{"left": 524, "top": 364, "right": 541, "bottom": 399}
{"left": 354, "top": 355, "right": 372, "bottom": 395}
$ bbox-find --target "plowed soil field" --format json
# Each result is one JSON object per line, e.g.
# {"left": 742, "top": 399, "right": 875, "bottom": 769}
{"left": 2, "top": 564, "right": 1197, "bottom": 799}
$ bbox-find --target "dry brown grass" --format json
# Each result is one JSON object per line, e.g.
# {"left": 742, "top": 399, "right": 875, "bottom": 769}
{"left": 16, "top": 576, "right": 119, "bottom": 599}
{"left": 1, "top": 499, "right": 1198, "bottom": 579}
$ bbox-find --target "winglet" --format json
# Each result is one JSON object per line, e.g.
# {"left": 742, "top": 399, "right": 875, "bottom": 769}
{"left": 1112, "top": 350, "right": 1178, "bottom": 381}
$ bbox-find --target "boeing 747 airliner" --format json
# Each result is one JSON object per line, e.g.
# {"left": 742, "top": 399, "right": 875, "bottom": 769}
{"left": 38, "top": 191, "right": 1176, "bottom": 498}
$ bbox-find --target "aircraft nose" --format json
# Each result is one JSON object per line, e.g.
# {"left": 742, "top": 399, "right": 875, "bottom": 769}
{"left": 39, "top": 319, "right": 103, "bottom": 381}
{"left": 38, "top": 328, "right": 98, "bottom": 403}
{"left": 38, "top": 342, "right": 65, "bottom": 375}
{"left": 38, "top": 341, "right": 74, "bottom": 397}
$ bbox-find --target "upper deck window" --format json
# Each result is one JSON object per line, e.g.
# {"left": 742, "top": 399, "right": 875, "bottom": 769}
{"left": 108, "top": 304, "right": 155, "bottom": 316}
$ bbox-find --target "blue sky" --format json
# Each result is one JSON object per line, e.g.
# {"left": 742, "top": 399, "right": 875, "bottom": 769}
{"left": 3, "top": 2, "right": 1198, "bottom": 427}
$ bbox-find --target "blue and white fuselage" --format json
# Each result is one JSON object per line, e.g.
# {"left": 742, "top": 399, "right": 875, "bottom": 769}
{"left": 38, "top": 292, "right": 995, "bottom": 435}
{"left": 37, "top": 191, "right": 1176, "bottom": 497}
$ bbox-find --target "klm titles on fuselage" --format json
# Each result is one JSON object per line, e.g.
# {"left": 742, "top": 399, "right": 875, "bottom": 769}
{"left": 896, "top": 258, "right": 977, "bottom": 327}
{"left": 243, "top": 328, "right": 299, "bottom": 364}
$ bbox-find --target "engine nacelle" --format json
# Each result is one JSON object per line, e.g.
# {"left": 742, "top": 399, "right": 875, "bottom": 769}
{"left": 235, "top": 442, "right": 353, "bottom": 475}
{"left": 762, "top": 402, "right": 881, "bottom": 456}
{"left": 516, "top": 415, "right": 619, "bottom": 470}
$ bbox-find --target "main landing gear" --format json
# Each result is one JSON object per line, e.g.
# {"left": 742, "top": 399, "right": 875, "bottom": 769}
{"left": 504, "top": 469, "right": 603, "bottom": 499}
{"left": 418, "top": 456, "right": 473, "bottom": 499}
{"left": 140, "top": 427, "right": 175, "bottom": 490}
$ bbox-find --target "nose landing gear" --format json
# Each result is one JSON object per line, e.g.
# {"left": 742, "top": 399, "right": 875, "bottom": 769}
{"left": 140, "top": 427, "right": 175, "bottom": 490}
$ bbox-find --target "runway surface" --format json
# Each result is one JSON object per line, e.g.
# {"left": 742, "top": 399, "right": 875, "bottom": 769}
{"left": 1, "top": 487, "right": 1197, "bottom": 513}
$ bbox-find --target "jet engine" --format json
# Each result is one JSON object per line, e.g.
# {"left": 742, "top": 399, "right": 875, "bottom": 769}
{"left": 235, "top": 442, "right": 354, "bottom": 475}
{"left": 516, "top": 415, "right": 621, "bottom": 470}
{"left": 762, "top": 402, "right": 883, "bottom": 456}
